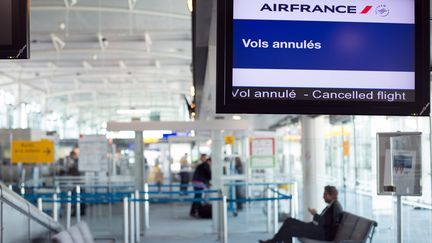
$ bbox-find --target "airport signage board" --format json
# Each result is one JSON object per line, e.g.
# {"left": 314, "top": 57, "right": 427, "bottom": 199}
{"left": 249, "top": 137, "right": 275, "bottom": 168}
{"left": 377, "top": 132, "right": 422, "bottom": 196}
{"left": 0, "top": 0, "right": 29, "bottom": 59}
{"left": 79, "top": 135, "right": 109, "bottom": 172}
{"left": 217, "top": 0, "right": 430, "bottom": 115}
{"left": 225, "top": 135, "right": 235, "bottom": 144}
{"left": 11, "top": 140, "right": 55, "bottom": 163}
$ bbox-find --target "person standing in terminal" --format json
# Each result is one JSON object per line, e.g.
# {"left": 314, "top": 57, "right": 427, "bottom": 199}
{"left": 234, "top": 157, "right": 245, "bottom": 211}
{"left": 179, "top": 153, "right": 190, "bottom": 194}
{"left": 190, "top": 155, "right": 212, "bottom": 217}
{"left": 259, "top": 185, "right": 342, "bottom": 243}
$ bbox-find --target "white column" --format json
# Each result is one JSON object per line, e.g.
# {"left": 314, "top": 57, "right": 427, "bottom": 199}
{"left": 123, "top": 197, "right": 129, "bottom": 243}
{"left": 17, "top": 82, "right": 23, "bottom": 128}
{"left": 134, "top": 130, "right": 145, "bottom": 235}
{"left": 301, "top": 116, "right": 326, "bottom": 221}
{"left": 211, "top": 129, "right": 223, "bottom": 232}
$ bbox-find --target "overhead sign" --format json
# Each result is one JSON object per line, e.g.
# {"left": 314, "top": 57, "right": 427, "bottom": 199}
{"left": 249, "top": 137, "right": 275, "bottom": 168}
{"left": 217, "top": 0, "right": 430, "bottom": 116}
{"left": 0, "top": 0, "right": 30, "bottom": 59}
{"left": 11, "top": 140, "right": 55, "bottom": 163}
{"left": 79, "top": 135, "right": 108, "bottom": 172}
{"left": 225, "top": 135, "right": 235, "bottom": 144}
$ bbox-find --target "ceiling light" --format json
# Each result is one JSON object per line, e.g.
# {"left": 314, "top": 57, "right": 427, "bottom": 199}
{"left": 50, "top": 33, "right": 65, "bottom": 51}
{"left": 144, "top": 32, "right": 152, "bottom": 52}
{"left": 98, "top": 33, "right": 109, "bottom": 50}
{"left": 117, "top": 109, "right": 151, "bottom": 115}
{"left": 59, "top": 22, "right": 66, "bottom": 30}
{"left": 144, "top": 32, "right": 152, "bottom": 45}
{"left": 128, "top": 0, "right": 137, "bottom": 10}
{"left": 155, "top": 60, "right": 161, "bottom": 68}
{"left": 190, "top": 86, "right": 195, "bottom": 97}
{"left": 83, "top": 61, "right": 92, "bottom": 69}
{"left": 187, "top": 0, "right": 193, "bottom": 12}
{"left": 92, "top": 54, "right": 98, "bottom": 60}
{"left": 119, "top": 60, "right": 127, "bottom": 69}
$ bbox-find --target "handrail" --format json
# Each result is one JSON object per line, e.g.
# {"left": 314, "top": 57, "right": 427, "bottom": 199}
{"left": 0, "top": 183, "right": 63, "bottom": 233}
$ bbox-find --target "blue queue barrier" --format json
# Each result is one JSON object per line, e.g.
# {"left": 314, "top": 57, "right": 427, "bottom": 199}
{"left": 20, "top": 181, "right": 296, "bottom": 219}
{"left": 24, "top": 190, "right": 290, "bottom": 203}
{"left": 23, "top": 189, "right": 220, "bottom": 201}
{"left": 22, "top": 183, "right": 295, "bottom": 218}
{"left": 30, "top": 188, "right": 292, "bottom": 243}
{"left": 23, "top": 185, "right": 291, "bottom": 205}
{"left": 40, "top": 195, "right": 290, "bottom": 204}
{"left": 12, "top": 181, "right": 292, "bottom": 190}
{"left": 270, "top": 188, "right": 291, "bottom": 198}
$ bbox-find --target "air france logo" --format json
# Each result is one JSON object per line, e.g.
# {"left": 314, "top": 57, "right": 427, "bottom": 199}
{"left": 259, "top": 4, "right": 386, "bottom": 15}
{"left": 359, "top": 6, "right": 373, "bottom": 14}
{"left": 375, "top": 5, "right": 390, "bottom": 17}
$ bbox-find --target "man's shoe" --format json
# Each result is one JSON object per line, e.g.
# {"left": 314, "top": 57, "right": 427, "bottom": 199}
{"left": 258, "top": 240, "right": 273, "bottom": 243}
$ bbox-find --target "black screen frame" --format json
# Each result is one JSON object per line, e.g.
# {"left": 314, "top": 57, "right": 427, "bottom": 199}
{"left": 216, "top": 0, "right": 430, "bottom": 116}
{"left": 0, "top": 0, "right": 30, "bottom": 59}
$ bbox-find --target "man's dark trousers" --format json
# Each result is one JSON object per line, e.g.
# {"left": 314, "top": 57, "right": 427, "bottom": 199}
{"left": 190, "top": 187, "right": 203, "bottom": 215}
{"left": 271, "top": 218, "right": 326, "bottom": 243}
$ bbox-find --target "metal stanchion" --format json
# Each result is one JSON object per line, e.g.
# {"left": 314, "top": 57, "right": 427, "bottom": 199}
{"left": 53, "top": 193, "right": 58, "bottom": 222}
{"left": 66, "top": 191, "right": 72, "bottom": 228}
{"left": 293, "top": 182, "right": 298, "bottom": 218}
{"left": 135, "top": 190, "right": 140, "bottom": 242}
{"left": 273, "top": 187, "right": 279, "bottom": 234}
{"left": 222, "top": 195, "right": 228, "bottom": 243}
{"left": 218, "top": 191, "right": 222, "bottom": 241}
{"left": 108, "top": 184, "right": 113, "bottom": 231}
{"left": 396, "top": 195, "right": 402, "bottom": 243}
{"left": 144, "top": 183, "right": 150, "bottom": 229}
{"left": 76, "top": 185, "right": 81, "bottom": 223}
{"left": 266, "top": 187, "right": 271, "bottom": 233}
{"left": 56, "top": 186, "right": 62, "bottom": 222}
{"left": 130, "top": 194, "right": 135, "bottom": 243}
{"left": 123, "top": 197, "right": 129, "bottom": 243}
{"left": 37, "top": 198, "right": 43, "bottom": 212}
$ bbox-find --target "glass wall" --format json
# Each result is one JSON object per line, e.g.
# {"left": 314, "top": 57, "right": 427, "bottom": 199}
{"left": 279, "top": 115, "right": 432, "bottom": 243}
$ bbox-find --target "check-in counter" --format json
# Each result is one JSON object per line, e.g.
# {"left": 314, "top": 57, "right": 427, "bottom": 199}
{"left": 0, "top": 183, "right": 63, "bottom": 243}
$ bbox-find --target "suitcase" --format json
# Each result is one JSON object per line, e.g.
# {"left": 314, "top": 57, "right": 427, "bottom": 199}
{"left": 198, "top": 203, "right": 212, "bottom": 218}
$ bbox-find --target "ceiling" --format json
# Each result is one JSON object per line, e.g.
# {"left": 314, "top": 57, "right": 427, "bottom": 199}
{"left": 0, "top": 0, "right": 193, "bottom": 128}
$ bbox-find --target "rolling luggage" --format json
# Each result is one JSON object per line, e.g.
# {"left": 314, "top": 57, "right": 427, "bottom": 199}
{"left": 198, "top": 203, "right": 212, "bottom": 218}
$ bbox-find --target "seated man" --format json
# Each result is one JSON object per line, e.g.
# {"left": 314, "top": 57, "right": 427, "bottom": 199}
{"left": 259, "top": 185, "right": 342, "bottom": 243}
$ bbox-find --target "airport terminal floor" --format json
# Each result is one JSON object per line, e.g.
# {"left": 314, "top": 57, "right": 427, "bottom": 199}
{"left": 1, "top": 0, "right": 432, "bottom": 243}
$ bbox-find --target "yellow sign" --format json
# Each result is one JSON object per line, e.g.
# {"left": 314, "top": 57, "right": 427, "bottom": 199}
{"left": 11, "top": 140, "right": 55, "bottom": 163}
{"left": 343, "top": 140, "right": 350, "bottom": 156}
{"left": 224, "top": 135, "right": 235, "bottom": 145}
{"left": 144, "top": 138, "right": 159, "bottom": 144}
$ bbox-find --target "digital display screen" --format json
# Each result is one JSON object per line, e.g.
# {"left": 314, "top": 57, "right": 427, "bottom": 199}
{"left": 217, "top": 0, "right": 430, "bottom": 116}
{"left": 0, "top": 0, "right": 13, "bottom": 45}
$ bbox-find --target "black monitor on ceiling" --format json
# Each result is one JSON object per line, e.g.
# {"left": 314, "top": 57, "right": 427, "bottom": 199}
{"left": 217, "top": 0, "right": 430, "bottom": 116}
{"left": 0, "top": 0, "right": 30, "bottom": 59}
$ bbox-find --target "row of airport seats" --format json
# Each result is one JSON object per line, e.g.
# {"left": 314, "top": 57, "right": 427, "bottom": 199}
{"left": 299, "top": 212, "right": 378, "bottom": 243}
{"left": 52, "top": 221, "right": 115, "bottom": 243}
